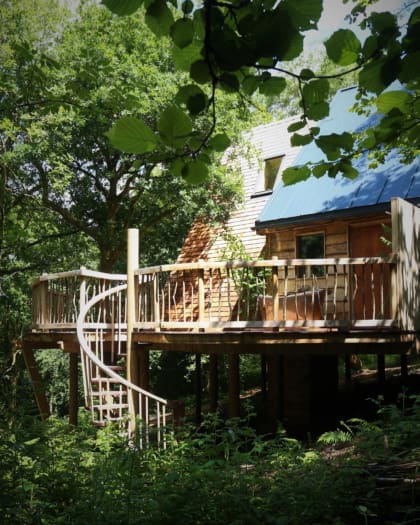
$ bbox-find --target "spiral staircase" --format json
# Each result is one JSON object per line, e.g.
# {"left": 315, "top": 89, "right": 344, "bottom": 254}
{"left": 76, "top": 282, "right": 167, "bottom": 446}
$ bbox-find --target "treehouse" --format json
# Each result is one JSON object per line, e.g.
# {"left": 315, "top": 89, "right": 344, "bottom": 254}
{"left": 24, "top": 88, "right": 420, "bottom": 441}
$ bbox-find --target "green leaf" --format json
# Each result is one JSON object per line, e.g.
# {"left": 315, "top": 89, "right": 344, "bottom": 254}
{"left": 242, "top": 75, "right": 259, "bottom": 96}
{"left": 291, "top": 133, "right": 313, "bottom": 146}
{"left": 170, "top": 18, "right": 194, "bottom": 49}
{"left": 312, "top": 163, "right": 328, "bottom": 178}
{"left": 145, "top": 0, "right": 174, "bottom": 37}
{"left": 158, "top": 106, "right": 192, "bottom": 147}
{"left": 282, "top": 165, "right": 311, "bottom": 185}
{"left": 281, "top": 0, "right": 322, "bottom": 31}
{"left": 182, "top": 0, "right": 194, "bottom": 14}
{"left": 209, "top": 133, "right": 231, "bottom": 152}
{"left": 182, "top": 160, "right": 209, "bottom": 184}
{"left": 306, "top": 102, "right": 329, "bottom": 120}
{"left": 300, "top": 68, "right": 315, "bottom": 80}
{"left": 325, "top": 29, "right": 361, "bottom": 66}
{"left": 168, "top": 158, "right": 185, "bottom": 177}
{"left": 358, "top": 57, "right": 386, "bottom": 94}
{"left": 219, "top": 73, "right": 240, "bottom": 92}
{"left": 399, "top": 52, "right": 420, "bottom": 83}
{"left": 172, "top": 43, "right": 202, "bottom": 72}
{"left": 190, "top": 60, "right": 212, "bottom": 84}
{"left": 106, "top": 117, "right": 158, "bottom": 154}
{"left": 187, "top": 93, "right": 207, "bottom": 115}
{"left": 176, "top": 84, "right": 205, "bottom": 104}
{"left": 316, "top": 132, "right": 354, "bottom": 161}
{"left": 259, "top": 76, "right": 286, "bottom": 96}
{"left": 376, "top": 90, "right": 411, "bottom": 114}
{"left": 288, "top": 120, "right": 306, "bottom": 133}
{"left": 302, "top": 78, "right": 329, "bottom": 103}
{"left": 176, "top": 85, "right": 208, "bottom": 114}
{"left": 339, "top": 160, "right": 358, "bottom": 179}
{"left": 101, "top": 0, "right": 143, "bottom": 16}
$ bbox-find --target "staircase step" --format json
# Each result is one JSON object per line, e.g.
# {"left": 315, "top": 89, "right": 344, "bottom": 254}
{"left": 90, "top": 390, "right": 127, "bottom": 397}
{"left": 93, "top": 403, "right": 129, "bottom": 410}
{"left": 108, "top": 365, "right": 125, "bottom": 372}
{"left": 91, "top": 377, "right": 123, "bottom": 384}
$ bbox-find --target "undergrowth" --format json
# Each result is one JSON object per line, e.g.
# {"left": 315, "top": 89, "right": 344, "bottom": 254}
{"left": 1, "top": 395, "right": 419, "bottom": 524}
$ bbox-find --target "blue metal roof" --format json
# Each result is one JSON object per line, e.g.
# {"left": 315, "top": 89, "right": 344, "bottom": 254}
{"left": 256, "top": 86, "right": 420, "bottom": 229}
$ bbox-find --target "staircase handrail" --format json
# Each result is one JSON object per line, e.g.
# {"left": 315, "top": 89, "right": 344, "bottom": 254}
{"left": 77, "top": 283, "right": 167, "bottom": 406}
{"left": 32, "top": 267, "right": 127, "bottom": 287}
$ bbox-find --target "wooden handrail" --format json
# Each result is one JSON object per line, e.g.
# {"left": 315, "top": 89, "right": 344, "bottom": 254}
{"left": 77, "top": 283, "right": 167, "bottom": 443}
{"left": 31, "top": 255, "right": 399, "bottom": 333}
{"left": 135, "top": 256, "right": 398, "bottom": 330}
{"left": 135, "top": 255, "right": 398, "bottom": 275}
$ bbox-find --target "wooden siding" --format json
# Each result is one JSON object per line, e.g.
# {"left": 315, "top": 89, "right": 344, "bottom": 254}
{"left": 392, "top": 198, "right": 420, "bottom": 331}
{"left": 265, "top": 215, "right": 396, "bottom": 322}
{"left": 177, "top": 118, "right": 302, "bottom": 264}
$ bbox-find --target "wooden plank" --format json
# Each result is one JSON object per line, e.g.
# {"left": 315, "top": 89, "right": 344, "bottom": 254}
{"left": 392, "top": 198, "right": 420, "bottom": 331}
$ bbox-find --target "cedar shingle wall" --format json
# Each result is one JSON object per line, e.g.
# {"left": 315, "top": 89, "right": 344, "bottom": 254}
{"left": 177, "top": 118, "right": 302, "bottom": 264}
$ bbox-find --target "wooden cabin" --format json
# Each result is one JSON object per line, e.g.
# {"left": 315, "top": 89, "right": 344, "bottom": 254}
{"left": 24, "top": 88, "right": 420, "bottom": 442}
{"left": 177, "top": 116, "right": 302, "bottom": 264}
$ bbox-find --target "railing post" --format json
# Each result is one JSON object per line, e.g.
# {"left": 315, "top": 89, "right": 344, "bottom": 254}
{"left": 391, "top": 199, "right": 400, "bottom": 325}
{"left": 127, "top": 228, "right": 139, "bottom": 430}
{"left": 40, "top": 274, "right": 49, "bottom": 327}
{"left": 272, "top": 256, "right": 279, "bottom": 321}
{"left": 153, "top": 273, "right": 160, "bottom": 330}
{"left": 198, "top": 260, "right": 205, "bottom": 327}
{"left": 79, "top": 267, "right": 86, "bottom": 321}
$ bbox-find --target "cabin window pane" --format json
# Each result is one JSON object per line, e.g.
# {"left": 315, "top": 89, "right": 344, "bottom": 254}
{"left": 297, "top": 234, "right": 325, "bottom": 277}
{"left": 264, "top": 156, "right": 283, "bottom": 191}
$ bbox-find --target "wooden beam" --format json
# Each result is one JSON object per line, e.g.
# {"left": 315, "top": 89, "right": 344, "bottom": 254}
{"left": 22, "top": 342, "right": 50, "bottom": 420}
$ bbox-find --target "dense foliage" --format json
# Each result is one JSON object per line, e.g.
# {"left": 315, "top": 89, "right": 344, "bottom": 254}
{"left": 103, "top": 0, "right": 419, "bottom": 185}
{"left": 1, "top": 396, "right": 419, "bottom": 524}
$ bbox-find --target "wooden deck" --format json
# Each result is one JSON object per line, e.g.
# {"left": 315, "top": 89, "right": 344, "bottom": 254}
{"left": 25, "top": 207, "right": 419, "bottom": 436}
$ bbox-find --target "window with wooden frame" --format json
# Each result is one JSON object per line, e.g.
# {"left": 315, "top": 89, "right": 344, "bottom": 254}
{"left": 264, "top": 155, "right": 284, "bottom": 191}
{"left": 296, "top": 233, "right": 325, "bottom": 277}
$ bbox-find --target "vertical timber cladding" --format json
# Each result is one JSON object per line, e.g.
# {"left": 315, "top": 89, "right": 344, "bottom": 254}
{"left": 268, "top": 222, "right": 349, "bottom": 320}
{"left": 350, "top": 219, "right": 392, "bottom": 320}
{"left": 392, "top": 198, "right": 420, "bottom": 332}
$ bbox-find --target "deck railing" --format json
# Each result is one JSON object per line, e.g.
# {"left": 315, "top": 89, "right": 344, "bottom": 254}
{"left": 32, "top": 256, "right": 398, "bottom": 333}
{"left": 32, "top": 268, "right": 127, "bottom": 330}
{"left": 135, "top": 256, "right": 398, "bottom": 330}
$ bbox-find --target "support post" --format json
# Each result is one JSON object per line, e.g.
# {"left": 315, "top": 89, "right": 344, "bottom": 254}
{"left": 209, "top": 354, "right": 218, "bottom": 412}
{"left": 22, "top": 343, "right": 50, "bottom": 420}
{"left": 400, "top": 353, "right": 408, "bottom": 387}
{"left": 69, "top": 353, "right": 78, "bottom": 426}
{"left": 266, "top": 354, "right": 282, "bottom": 433}
{"left": 344, "top": 355, "right": 352, "bottom": 388}
{"left": 127, "top": 228, "right": 139, "bottom": 430}
{"left": 377, "top": 354, "right": 386, "bottom": 387}
{"left": 195, "top": 353, "right": 202, "bottom": 423}
{"left": 228, "top": 353, "right": 240, "bottom": 418}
